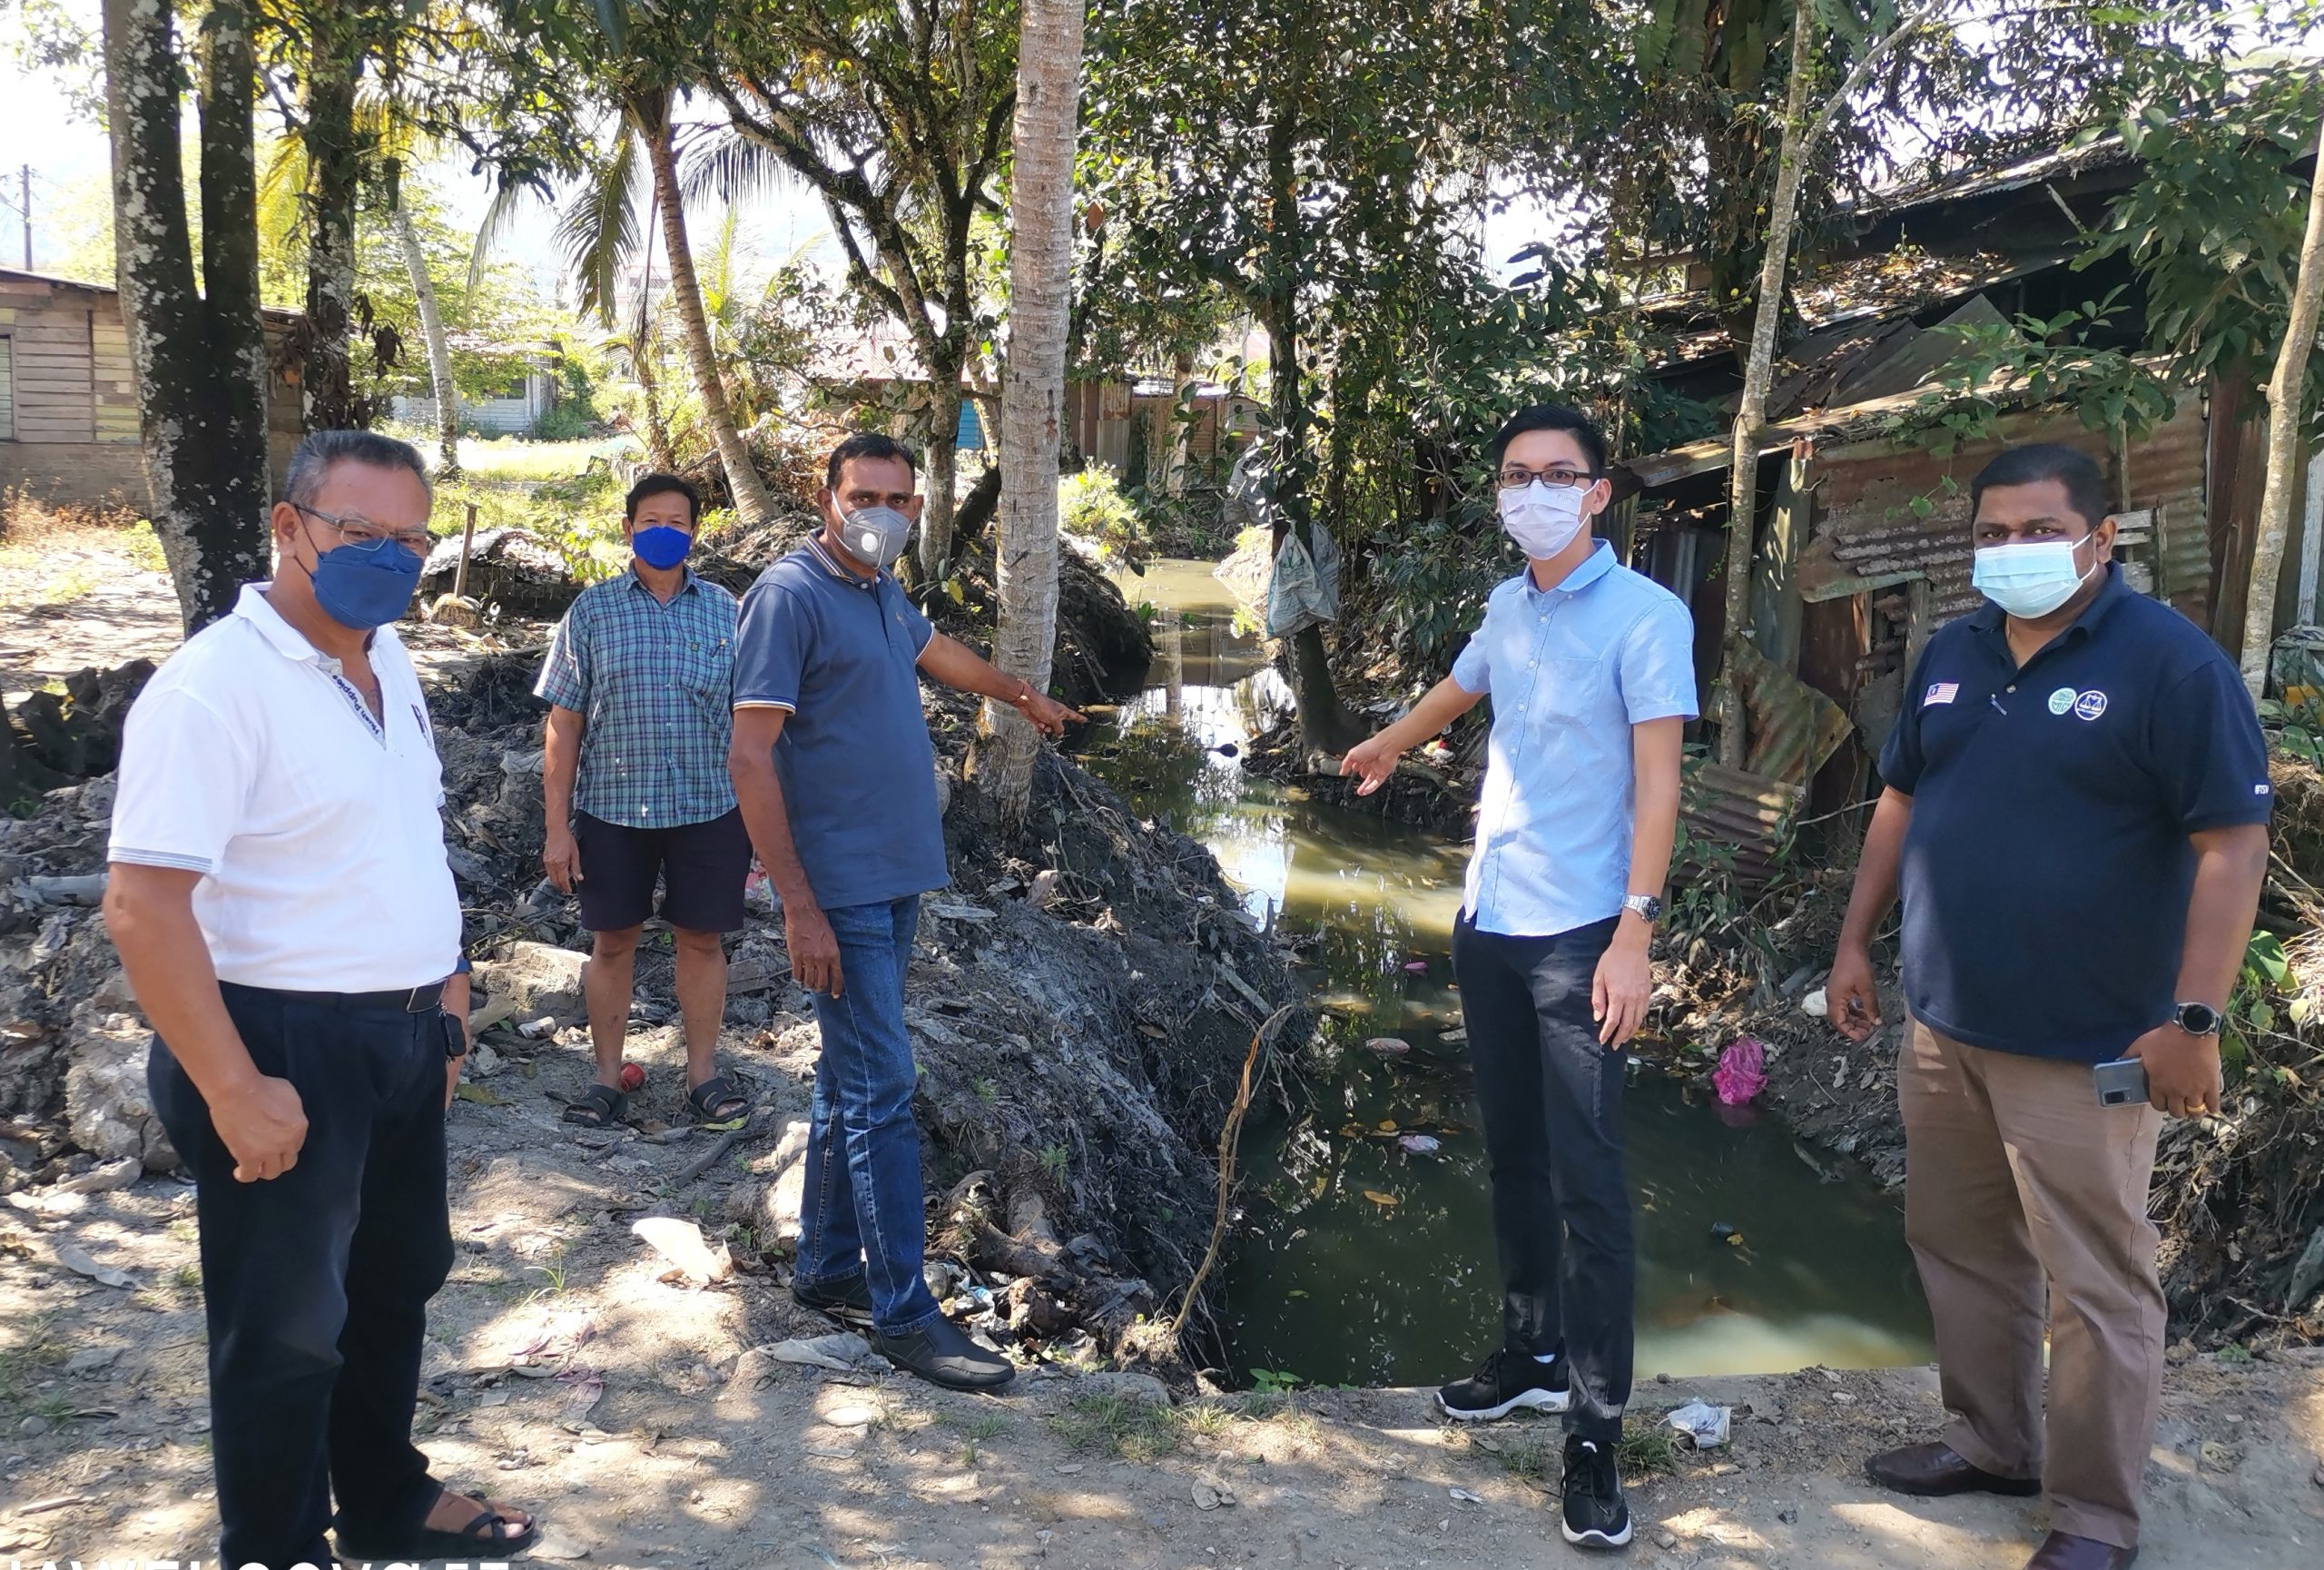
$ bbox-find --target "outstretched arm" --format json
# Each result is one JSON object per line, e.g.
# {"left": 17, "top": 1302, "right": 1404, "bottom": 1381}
{"left": 1339, "top": 677, "right": 1485, "bottom": 795}
{"left": 915, "top": 629, "right": 1087, "bottom": 736}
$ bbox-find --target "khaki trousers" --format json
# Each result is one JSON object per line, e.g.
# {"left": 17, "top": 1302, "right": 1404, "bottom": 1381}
{"left": 1898, "top": 1022, "right": 2166, "bottom": 1550}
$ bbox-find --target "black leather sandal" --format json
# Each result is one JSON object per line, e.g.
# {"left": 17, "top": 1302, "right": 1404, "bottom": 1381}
{"left": 560, "top": 1082, "right": 626, "bottom": 1128}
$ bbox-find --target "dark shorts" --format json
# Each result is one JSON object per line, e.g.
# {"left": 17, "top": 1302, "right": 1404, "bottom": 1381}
{"left": 574, "top": 808, "right": 752, "bottom": 934}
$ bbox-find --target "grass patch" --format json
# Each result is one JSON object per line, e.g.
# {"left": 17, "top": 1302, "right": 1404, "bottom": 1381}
{"left": 0, "top": 1313, "right": 62, "bottom": 1407}
{"left": 1491, "top": 1431, "right": 1554, "bottom": 1484}
{"left": 1174, "top": 1399, "right": 1237, "bottom": 1440}
{"left": 454, "top": 435, "right": 637, "bottom": 483}
{"left": 1049, "top": 1391, "right": 1177, "bottom": 1462}
{"left": 1620, "top": 1420, "right": 1680, "bottom": 1476}
{"left": 942, "top": 1409, "right": 1010, "bottom": 1442}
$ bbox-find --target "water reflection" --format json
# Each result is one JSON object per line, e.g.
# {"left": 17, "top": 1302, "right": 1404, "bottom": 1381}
{"left": 1082, "top": 560, "right": 1934, "bottom": 1389}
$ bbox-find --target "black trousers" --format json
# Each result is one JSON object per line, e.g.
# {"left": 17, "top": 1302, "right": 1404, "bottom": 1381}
{"left": 1452, "top": 912, "right": 1634, "bottom": 1443}
{"left": 150, "top": 983, "right": 457, "bottom": 1569}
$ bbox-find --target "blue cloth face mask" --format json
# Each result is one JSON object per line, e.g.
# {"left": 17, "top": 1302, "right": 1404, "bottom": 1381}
{"left": 308, "top": 538, "right": 425, "bottom": 630}
{"left": 838, "top": 505, "right": 916, "bottom": 570}
{"left": 1972, "top": 535, "right": 2098, "bottom": 619}
{"left": 632, "top": 524, "right": 694, "bottom": 570}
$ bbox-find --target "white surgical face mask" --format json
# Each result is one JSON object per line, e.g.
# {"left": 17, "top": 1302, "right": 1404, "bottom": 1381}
{"left": 1972, "top": 533, "right": 2100, "bottom": 619}
{"left": 1497, "top": 480, "right": 1589, "bottom": 560}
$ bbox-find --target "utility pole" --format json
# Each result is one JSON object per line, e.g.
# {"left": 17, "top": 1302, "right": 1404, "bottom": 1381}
{"left": 16, "top": 165, "right": 27, "bottom": 270}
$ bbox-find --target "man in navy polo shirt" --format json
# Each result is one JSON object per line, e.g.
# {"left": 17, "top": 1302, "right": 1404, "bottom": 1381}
{"left": 1828, "top": 443, "right": 2270, "bottom": 1570}
{"left": 728, "top": 432, "right": 1081, "bottom": 1390}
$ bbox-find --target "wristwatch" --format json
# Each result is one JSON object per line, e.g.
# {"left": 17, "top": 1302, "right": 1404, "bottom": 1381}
{"left": 1621, "top": 894, "right": 1663, "bottom": 924}
{"left": 2171, "top": 1001, "right": 2222, "bottom": 1038}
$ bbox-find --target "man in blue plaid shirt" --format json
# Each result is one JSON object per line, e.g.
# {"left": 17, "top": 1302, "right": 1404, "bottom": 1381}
{"left": 536, "top": 473, "right": 752, "bottom": 1131}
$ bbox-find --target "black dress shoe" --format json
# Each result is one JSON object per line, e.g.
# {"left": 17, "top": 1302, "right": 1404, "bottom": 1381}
{"left": 790, "top": 1272, "right": 876, "bottom": 1328}
{"left": 871, "top": 1315, "right": 1015, "bottom": 1391}
{"left": 2024, "top": 1531, "right": 2137, "bottom": 1570}
{"left": 1866, "top": 1440, "right": 2042, "bottom": 1496}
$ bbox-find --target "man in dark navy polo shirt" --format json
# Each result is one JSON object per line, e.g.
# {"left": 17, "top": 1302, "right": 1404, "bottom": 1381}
{"left": 727, "top": 432, "right": 1081, "bottom": 1391}
{"left": 1827, "top": 443, "right": 2270, "bottom": 1570}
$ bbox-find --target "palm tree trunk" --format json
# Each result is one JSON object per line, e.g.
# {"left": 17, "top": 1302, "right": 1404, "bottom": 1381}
{"left": 1717, "top": 0, "right": 1817, "bottom": 766}
{"left": 389, "top": 201, "right": 460, "bottom": 476}
{"left": 986, "top": 0, "right": 1084, "bottom": 825}
{"left": 2240, "top": 109, "right": 2324, "bottom": 696}
{"left": 103, "top": 0, "right": 271, "bottom": 633}
{"left": 634, "top": 94, "right": 776, "bottom": 529}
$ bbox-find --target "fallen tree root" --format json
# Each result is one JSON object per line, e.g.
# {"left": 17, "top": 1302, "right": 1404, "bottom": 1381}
{"left": 1167, "top": 1003, "right": 1296, "bottom": 1340}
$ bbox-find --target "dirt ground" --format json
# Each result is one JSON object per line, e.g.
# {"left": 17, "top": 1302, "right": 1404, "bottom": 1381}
{"left": 3, "top": 528, "right": 2322, "bottom": 1568}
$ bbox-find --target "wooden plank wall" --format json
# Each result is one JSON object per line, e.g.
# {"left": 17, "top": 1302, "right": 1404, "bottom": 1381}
{"left": 0, "top": 330, "right": 14, "bottom": 439}
{"left": 92, "top": 311, "right": 137, "bottom": 444}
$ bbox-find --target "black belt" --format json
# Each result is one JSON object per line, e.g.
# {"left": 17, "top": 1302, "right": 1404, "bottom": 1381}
{"left": 226, "top": 981, "right": 448, "bottom": 1013}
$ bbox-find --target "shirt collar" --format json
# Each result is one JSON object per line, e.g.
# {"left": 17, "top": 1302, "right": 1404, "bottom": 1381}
{"left": 233, "top": 581, "right": 389, "bottom": 676}
{"left": 625, "top": 564, "right": 700, "bottom": 597}
{"left": 1520, "top": 539, "right": 1616, "bottom": 598}
{"left": 805, "top": 532, "right": 881, "bottom": 590}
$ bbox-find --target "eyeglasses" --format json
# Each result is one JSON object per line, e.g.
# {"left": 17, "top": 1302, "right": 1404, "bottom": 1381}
{"left": 291, "top": 502, "right": 432, "bottom": 556}
{"left": 1496, "top": 466, "right": 1597, "bottom": 491}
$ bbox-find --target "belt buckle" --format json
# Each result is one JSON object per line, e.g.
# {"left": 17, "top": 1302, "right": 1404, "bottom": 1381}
{"left": 404, "top": 985, "right": 433, "bottom": 1013}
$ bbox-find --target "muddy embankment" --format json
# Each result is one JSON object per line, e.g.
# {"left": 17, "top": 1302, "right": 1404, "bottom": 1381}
{"left": 0, "top": 559, "right": 1311, "bottom": 1377}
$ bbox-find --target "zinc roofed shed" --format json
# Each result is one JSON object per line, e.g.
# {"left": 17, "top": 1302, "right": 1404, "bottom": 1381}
{"left": 0, "top": 267, "right": 304, "bottom": 511}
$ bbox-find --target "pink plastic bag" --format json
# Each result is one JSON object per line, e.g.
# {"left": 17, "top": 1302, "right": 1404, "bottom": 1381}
{"left": 1713, "top": 1037, "right": 1768, "bottom": 1107}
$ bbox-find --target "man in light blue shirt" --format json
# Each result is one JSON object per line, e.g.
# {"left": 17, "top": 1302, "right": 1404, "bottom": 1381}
{"left": 1344, "top": 403, "right": 1696, "bottom": 1553}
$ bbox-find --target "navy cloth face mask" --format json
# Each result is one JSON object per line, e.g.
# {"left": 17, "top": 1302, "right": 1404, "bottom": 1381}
{"left": 633, "top": 524, "right": 694, "bottom": 570}
{"left": 311, "top": 540, "right": 425, "bottom": 630}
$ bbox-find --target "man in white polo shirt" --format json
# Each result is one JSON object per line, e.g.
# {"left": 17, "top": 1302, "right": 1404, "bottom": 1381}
{"left": 103, "top": 431, "right": 536, "bottom": 1569}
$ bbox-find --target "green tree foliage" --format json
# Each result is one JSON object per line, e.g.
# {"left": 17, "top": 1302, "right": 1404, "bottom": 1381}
{"left": 700, "top": 0, "right": 1026, "bottom": 571}
{"left": 2077, "top": 11, "right": 2324, "bottom": 428}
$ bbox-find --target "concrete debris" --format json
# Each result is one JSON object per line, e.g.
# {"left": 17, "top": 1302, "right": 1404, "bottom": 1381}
{"left": 52, "top": 1239, "right": 134, "bottom": 1289}
{"left": 53, "top": 1157, "right": 139, "bottom": 1195}
{"left": 1191, "top": 1479, "right": 1235, "bottom": 1510}
{"left": 764, "top": 1336, "right": 874, "bottom": 1374}
{"left": 64, "top": 1008, "right": 176, "bottom": 1172}
{"left": 474, "top": 942, "right": 590, "bottom": 1026}
{"left": 631, "top": 1217, "right": 732, "bottom": 1285}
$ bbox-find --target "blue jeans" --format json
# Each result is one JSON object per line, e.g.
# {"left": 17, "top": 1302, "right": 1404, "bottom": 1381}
{"left": 793, "top": 894, "right": 943, "bottom": 1335}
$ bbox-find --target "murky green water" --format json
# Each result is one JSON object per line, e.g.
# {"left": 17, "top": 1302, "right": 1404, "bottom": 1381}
{"left": 1079, "top": 559, "right": 1934, "bottom": 1389}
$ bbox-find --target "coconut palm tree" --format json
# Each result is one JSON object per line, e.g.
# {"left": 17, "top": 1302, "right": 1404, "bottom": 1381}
{"left": 986, "top": 0, "right": 1085, "bottom": 824}
{"left": 480, "top": 83, "right": 779, "bottom": 528}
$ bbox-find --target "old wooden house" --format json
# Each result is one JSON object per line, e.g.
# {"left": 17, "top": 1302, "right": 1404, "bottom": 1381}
{"left": 1600, "top": 136, "right": 2319, "bottom": 829}
{"left": 0, "top": 267, "right": 304, "bottom": 511}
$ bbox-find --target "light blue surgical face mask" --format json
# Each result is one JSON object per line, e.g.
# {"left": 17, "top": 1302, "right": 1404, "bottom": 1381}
{"left": 1972, "top": 533, "right": 2099, "bottom": 619}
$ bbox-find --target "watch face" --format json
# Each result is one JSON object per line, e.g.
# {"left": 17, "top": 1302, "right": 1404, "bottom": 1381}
{"left": 2177, "top": 1002, "right": 2221, "bottom": 1035}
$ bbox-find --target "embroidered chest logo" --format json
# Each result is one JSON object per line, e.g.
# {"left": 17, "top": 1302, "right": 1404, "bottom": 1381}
{"left": 1923, "top": 682, "right": 1958, "bottom": 707}
{"left": 2073, "top": 690, "right": 2109, "bottom": 722}
{"left": 2047, "top": 686, "right": 2077, "bottom": 716}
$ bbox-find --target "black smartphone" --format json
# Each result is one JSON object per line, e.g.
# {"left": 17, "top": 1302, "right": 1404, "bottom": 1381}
{"left": 2093, "top": 1057, "right": 2149, "bottom": 1108}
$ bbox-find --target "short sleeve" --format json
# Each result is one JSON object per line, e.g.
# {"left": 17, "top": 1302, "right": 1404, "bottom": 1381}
{"left": 1450, "top": 597, "right": 1496, "bottom": 694}
{"left": 535, "top": 599, "right": 591, "bottom": 711}
{"left": 895, "top": 587, "right": 934, "bottom": 656}
{"left": 734, "top": 582, "right": 809, "bottom": 711}
{"left": 108, "top": 686, "right": 256, "bottom": 876}
{"left": 2148, "top": 656, "right": 2273, "bottom": 831}
{"left": 1877, "top": 645, "right": 1932, "bottom": 795}
{"left": 1616, "top": 598, "right": 1699, "bottom": 724}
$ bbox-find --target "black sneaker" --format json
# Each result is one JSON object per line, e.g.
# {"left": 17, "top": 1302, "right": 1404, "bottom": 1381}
{"left": 871, "top": 1315, "right": 1016, "bottom": 1391}
{"left": 1561, "top": 1434, "right": 1633, "bottom": 1550}
{"left": 790, "top": 1272, "right": 876, "bottom": 1328}
{"left": 1435, "top": 1348, "right": 1571, "bottom": 1421}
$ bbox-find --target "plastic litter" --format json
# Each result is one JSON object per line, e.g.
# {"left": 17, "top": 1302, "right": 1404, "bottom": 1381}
{"left": 1712, "top": 1038, "right": 1768, "bottom": 1106}
{"left": 1397, "top": 1134, "right": 1442, "bottom": 1156}
{"left": 1362, "top": 1036, "right": 1412, "bottom": 1056}
{"left": 1800, "top": 987, "right": 1828, "bottom": 1019}
{"left": 1666, "top": 1399, "right": 1731, "bottom": 1449}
